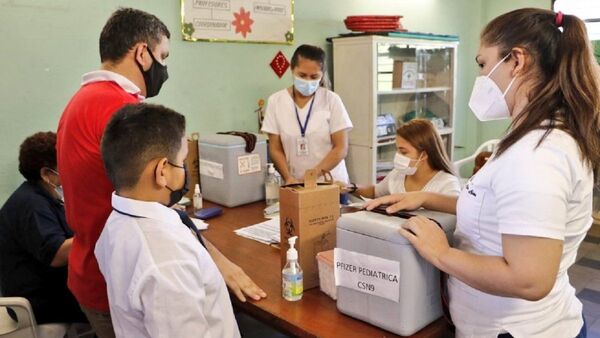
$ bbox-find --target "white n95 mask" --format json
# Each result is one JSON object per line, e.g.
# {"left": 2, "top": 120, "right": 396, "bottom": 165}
{"left": 393, "top": 152, "right": 422, "bottom": 176}
{"left": 468, "top": 53, "right": 516, "bottom": 121}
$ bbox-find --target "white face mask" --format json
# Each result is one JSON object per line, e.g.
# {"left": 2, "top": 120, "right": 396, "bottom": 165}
{"left": 468, "top": 53, "right": 517, "bottom": 121}
{"left": 393, "top": 152, "right": 423, "bottom": 176}
{"left": 46, "top": 168, "right": 64, "bottom": 202}
{"left": 294, "top": 76, "right": 321, "bottom": 97}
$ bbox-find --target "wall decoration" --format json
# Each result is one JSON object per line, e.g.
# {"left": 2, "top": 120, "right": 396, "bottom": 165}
{"left": 270, "top": 51, "right": 289, "bottom": 78}
{"left": 181, "top": 0, "right": 294, "bottom": 44}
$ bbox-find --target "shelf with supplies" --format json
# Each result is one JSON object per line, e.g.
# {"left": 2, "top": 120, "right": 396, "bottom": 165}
{"left": 332, "top": 34, "right": 458, "bottom": 185}
{"left": 378, "top": 86, "right": 452, "bottom": 96}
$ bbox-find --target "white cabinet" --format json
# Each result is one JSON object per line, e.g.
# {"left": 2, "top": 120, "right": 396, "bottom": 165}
{"left": 331, "top": 34, "right": 459, "bottom": 185}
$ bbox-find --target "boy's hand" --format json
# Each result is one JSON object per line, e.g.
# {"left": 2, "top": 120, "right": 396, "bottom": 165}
{"left": 218, "top": 258, "right": 267, "bottom": 302}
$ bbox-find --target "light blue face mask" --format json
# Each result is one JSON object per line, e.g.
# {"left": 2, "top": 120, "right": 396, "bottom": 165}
{"left": 294, "top": 76, "right": 320, "bottom": 96}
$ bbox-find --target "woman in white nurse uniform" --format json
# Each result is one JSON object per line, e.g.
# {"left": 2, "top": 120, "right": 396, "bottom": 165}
{"left": 366, "top": 8, "right": 598, "bottom": 338}
{"left": 261, "top": 44, "right": 353, "bottom": 185}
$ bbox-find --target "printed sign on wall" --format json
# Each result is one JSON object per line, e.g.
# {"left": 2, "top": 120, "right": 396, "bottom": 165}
{"left": 181, "top": 0, "right": 294, "bottom": 44}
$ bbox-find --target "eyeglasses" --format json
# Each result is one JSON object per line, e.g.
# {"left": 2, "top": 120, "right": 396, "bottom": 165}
{"left": 167, "top": 161, "right": 185, "bottom": 170}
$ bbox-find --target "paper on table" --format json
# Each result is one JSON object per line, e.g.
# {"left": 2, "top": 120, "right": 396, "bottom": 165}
{"left": 191, "top": 217, "right": 209, "bottom": 230}
{"left": 348, "top": 195, "right": 373, "bottom": 209}
{"left": 234, "top": 216, "right": 280, "bottom": 245}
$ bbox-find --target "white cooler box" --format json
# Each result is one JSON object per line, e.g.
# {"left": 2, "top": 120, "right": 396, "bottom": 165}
{"left": 336, "top": 210, "right": 456, "bottom": 336}
{"left": 198, "top": 133, "right": 267, "bottom": 207}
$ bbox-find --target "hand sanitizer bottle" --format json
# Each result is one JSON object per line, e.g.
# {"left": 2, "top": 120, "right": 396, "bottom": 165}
{"left": 282, "top": 236, "right": 303, "bottom": 301}
{"left": 193, "top": 184, "right": 203, "bottom": 212}
{"left": 265, "top": 163, "right": 279, "bottom": 207}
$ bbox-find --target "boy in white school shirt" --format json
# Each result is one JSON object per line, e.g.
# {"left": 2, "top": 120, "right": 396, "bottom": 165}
{"left": 95, "top": 103, "right": 240, "bottom": 338}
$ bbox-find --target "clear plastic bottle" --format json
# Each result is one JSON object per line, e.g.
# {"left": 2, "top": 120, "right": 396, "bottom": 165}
{"left": 193, "top": 183, "right": 203, "bottom": 212}
{"left": 282, "top": 236, "right": 303, "bottom": 301}
{"left": 265, "top": 163, "right": 280, "bottom": 206}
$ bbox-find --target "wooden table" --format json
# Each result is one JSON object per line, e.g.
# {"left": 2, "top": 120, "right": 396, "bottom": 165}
{"left": 201, "top": 201, "right": 453, "bottom": 338}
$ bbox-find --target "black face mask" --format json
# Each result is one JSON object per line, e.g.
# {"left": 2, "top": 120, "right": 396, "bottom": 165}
{"left": 137, "top": 47, "right": 169, "bottom": 98}
{"left": 165, "top": 162, "right": 189, "bottom": 207}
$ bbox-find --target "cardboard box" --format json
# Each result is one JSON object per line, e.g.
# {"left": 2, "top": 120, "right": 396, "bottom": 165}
{"left": 184, "top": 132, "right": 200, "bottom": 200}
{"left": 280, "top": 170, "right": 340, "bottom": 290}
{"left": 392, "top": 61, "right": 417, "bottom": 89}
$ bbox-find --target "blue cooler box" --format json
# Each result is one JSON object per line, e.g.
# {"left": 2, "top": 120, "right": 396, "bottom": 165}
{"left": 198, "top": 133, "right": 267, "bottom": 207}
{"left": 336, "top": 210, "right": 456, "bottom": 336}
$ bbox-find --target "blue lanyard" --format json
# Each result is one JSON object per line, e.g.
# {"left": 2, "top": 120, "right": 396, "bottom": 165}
{"left": 293, "top": 91, "right": 315, "bottom": 138}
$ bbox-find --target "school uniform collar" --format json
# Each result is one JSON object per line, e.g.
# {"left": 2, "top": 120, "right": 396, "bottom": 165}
{"left": 111, "top": 192, "right": 181, "bottom": 225}
{"left": 81, "top": 70, "right": 145, "bottom": 100}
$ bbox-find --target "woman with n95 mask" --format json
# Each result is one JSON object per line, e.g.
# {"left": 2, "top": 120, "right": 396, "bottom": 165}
{"left": 261, "top": 44, "right": 353, "bottom": 186}
{"left": 350, "top": 119, "right": 460, "bottom": 199}
{"left": 365, "top": 8, "right": 599, "bottom": 338}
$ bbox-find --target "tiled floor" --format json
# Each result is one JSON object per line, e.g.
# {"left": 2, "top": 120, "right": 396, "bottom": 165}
{"left": 569, "top": 220, "right": 600, "bottom": 338}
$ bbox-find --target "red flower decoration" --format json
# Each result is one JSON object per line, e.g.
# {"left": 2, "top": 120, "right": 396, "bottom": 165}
{"left": 232, "top": 7, "right": 254, "bottom": 38}
{"left": 270, "top": 51, "right": 289, "bottom": 78}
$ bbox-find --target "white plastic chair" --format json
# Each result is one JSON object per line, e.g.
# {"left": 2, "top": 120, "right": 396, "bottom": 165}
{"left": 453, "top": 139, "right": 500, "bottom": 185}
{"left": 0, "top": 297, "right": 68, "bottom": 338}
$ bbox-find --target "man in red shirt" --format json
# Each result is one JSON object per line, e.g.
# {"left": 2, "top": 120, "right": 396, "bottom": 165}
{"left": 57, "top": 8, "right": 265, "bottom": 337}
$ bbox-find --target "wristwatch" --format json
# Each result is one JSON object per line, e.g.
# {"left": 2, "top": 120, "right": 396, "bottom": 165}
{"left": 348, "top": 182, "right": 358, "bottom": 194}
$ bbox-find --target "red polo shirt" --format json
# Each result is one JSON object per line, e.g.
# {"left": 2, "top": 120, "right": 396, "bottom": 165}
{"left": 57, "top": 71, "right": 141, "bottom": 311}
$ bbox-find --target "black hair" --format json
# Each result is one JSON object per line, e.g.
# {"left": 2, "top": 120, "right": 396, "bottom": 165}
{"left": 482, "top": 8, "right": 600, "bottom": 173}
{"left": 18, "top": 131, "right": 57, "bottom": 182}
{"left": 290, "top": 44, "right": 327, "bottom": 72}
{"left": 99, "top": 7, "right": 170, "bottom": 63}
{"left": 290, "top": 44, "right": 331, "bottom": 88}
{"left": 101, "top": 103, "right": 186, "bottom": 191}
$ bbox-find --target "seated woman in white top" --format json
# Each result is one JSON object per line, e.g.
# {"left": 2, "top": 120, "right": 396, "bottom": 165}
{"left": 352, "top": 119, "right": 460, "bottom": 198}
{"left": 261, "top": 44, "right": 353, "bottom": 184}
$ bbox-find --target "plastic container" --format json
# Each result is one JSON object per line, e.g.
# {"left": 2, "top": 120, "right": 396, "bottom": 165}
{"left": 265, "top": 163, "right": 279, "bottom": 206}
{"left": 282, "top": 236, "right": 303, "bottom": 301}
{"left": 198, "top": 133, "right": 267, "bottom": 207}
{"left": 336, "top": 210, "right": 456, "bottom": 336}
{"left": 316, "top": 249, "right": 337, "bottom": 300}
{"left": 193, "top": 183, "right": 203, "bottom": 211}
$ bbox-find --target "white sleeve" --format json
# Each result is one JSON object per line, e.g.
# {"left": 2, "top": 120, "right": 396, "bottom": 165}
{"left": 261, "top": 95, "right": 280, "bottom": 135}
{"left": 436, "top": 173, "right": 461, "bottom": 196}
{"left": 492, "top": 142, "right": 572, "bottom": 240}
{"left": 137, "top": 261, "right": 213, "bottom": 338}
{"left": 374, "top": 172, "right": 392, "bottom": 197}
{"left": 328, "top": 92, "right": 353, "bottom": 134}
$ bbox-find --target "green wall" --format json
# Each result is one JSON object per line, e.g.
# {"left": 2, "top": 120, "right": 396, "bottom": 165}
{"left": 0, "top": 0, "right": 549, "bottom": 202}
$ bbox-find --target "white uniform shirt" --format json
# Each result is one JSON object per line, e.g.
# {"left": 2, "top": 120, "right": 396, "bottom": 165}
{"left": 450, "top": 129, "right": 592, "bottom": 338}
{"left": 261, "top": 87, "right": 353, "bottom": 183}
{"left": 374, "top": 170, "right": 460, "bottom": 197}
{"left": 95, "top": 194, "right": 240, "bottom": 338}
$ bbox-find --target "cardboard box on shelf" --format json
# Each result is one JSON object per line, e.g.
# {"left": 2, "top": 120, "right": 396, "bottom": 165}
{"left": 279, "top": 169, "right": 340, "bottom": 290}
{"left": 392, "top": 61, "right": 417, "bottom": 89}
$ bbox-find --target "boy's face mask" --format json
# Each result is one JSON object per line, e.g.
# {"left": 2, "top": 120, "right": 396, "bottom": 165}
{"left": 164, "top": 162, "right": 189, "bottom": 207}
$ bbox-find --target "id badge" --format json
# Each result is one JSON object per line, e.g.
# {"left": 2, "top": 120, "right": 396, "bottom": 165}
{"left": 296, "top": 137, "right": 309, "bottom": 156}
